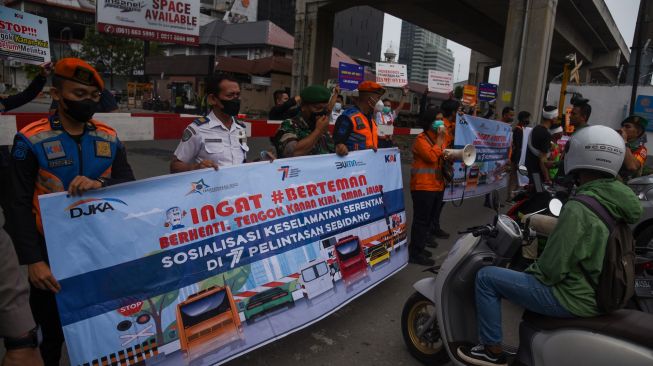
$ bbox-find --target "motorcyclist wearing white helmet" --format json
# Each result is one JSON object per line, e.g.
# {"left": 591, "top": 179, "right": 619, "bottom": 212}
{"left": 458, "top": 126, "right": 642, "bottom": 366}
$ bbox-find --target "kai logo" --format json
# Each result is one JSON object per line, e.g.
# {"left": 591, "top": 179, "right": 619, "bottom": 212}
{"left": 65, "top": 198, "right": 127, "bottom": 219}
{"left": 279, "top": 165, "right": 300, "bottom": 181}
{"left": 335, "top": 160, "right": 366, "bottom": 169}
{"left": 384, "top": 154, "right": 398, "bottom": 163}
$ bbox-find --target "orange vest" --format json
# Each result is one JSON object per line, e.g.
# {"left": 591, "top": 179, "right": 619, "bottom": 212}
{"left": 17, "top": 118, "right": 117, "bottom": 234}
{"left": 410, "top": 132, "right": 446, "bottom": 191}
{"left": 343, "top": 109, "right": 378, "bottom": 151}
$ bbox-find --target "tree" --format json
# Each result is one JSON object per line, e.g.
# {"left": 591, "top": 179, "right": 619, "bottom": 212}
{"left": 79, "top": 28, "right": 159, "bottom": 88}
{"left": 137, "top": 289, "right": 179, "bottom": 347}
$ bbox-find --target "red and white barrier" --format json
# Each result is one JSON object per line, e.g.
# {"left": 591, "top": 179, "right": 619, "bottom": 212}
{"left": 0, "top": 113, "right": 423, "bottom": 145}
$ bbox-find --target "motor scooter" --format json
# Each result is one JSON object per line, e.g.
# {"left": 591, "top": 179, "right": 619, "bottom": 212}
{"left": 401, "top": 192, "right": 653, "bottom": 365}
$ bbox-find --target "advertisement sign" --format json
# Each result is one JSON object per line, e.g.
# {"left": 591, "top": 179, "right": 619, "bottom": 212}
{"left": 338, "top": 62, "right": 364, "bottom": 91}
{"left": 427, "top": 70, "right": 453, "bottom": 94}
{"left": 40, "top": 150, "right": 407, "bottom": 366}
{"left": 376, "top": 62, "right": 407, "bottom": 87}
{"left": 634, "top": 95, "right": 653, "bottom": 132}
{"left": 0, "top": 7, "right": 50, "bottom": 65}
{"left": 444, "top": 115, "right": 512, "bottom": 201}
{"left": 97, "top": 0, "right": 200, "bottom": 45}
{"left": 462, "top": 85, "right": 477, "bottom": 105}
{"left": 224, "top": 0, "right": 258, "bottom": 24}
{"left": 478, "top": 82, "right": 498, "bottom": 103}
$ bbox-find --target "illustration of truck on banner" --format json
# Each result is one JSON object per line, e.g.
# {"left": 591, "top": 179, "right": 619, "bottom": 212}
{"left": 334, "top": 235, "right": 369, "bottom": 288}
{"left": 175, "top": 286, "right": 243, "bottom": 361}
{"left": 298, "top": 259, "right": 335, "bottom": 300}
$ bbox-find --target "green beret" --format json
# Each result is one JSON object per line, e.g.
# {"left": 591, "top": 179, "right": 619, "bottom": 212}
{"left": 622, "top": 115, "right": 648, "bottom": 130}
{"left": 300, "top": 85, "right": 331, "bottom": 104}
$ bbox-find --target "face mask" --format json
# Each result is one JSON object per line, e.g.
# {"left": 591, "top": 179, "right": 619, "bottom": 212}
{"left": 220, "top": 98, "right": 241, "bottom": 116}
{"left": 334, "top": 102, "right": 342, "bottom": 111}
{"left": 432, "top": 120, "right": 444, "bottom": 132}
{"left": 62, "top": 98, "right": 97, "bottom": 123}
{"left": 382, "top": 106, "right": 391, "bottom": 114}
{"left": 309, "top": 109, "right": 329, "bottom": 127}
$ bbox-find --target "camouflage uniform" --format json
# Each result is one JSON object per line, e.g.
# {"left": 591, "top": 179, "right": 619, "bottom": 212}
{"left": 272, "top": 115, "right": 335, "bottom": 158}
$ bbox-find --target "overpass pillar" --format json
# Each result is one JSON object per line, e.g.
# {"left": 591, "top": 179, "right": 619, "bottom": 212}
{"left": 292, "top": 0, "right": 335, "bottom": 96}
{"left": 498, "top": 0, "right": 558, "bottom": 122}
{"left": 468, "top": 51, "right": 495, "bottom": 85}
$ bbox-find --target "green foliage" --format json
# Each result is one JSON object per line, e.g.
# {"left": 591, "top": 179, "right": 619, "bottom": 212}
{"left": 79, "top": 28, "right": 162, "bottom": 78}
{"left": 454, "top": 85, "right": 464, "bottom": 100}
{"left": 140, "top": 290, "right": 179, "bottom": 315}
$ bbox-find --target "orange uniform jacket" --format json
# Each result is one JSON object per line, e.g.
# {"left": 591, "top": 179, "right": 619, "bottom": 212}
{"left": 410, "top": 131, "right": 447, "bottom": 192}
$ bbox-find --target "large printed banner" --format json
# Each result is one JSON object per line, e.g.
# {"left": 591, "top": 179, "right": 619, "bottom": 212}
{"left": 40, "top": 149, "right": 408, "bottom": 366}
{"left": 97, "top": 0, "right": 200, "bottom": 45}
{"left": 444, "top": 115, "right": 512, "bottom": 201}
{"left": 0, "top": 6, "right": 50, "bottom": 65}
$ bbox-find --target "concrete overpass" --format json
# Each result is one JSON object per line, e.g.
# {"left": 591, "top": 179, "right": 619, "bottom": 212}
{"left": 292, "top": 0, "right": 630, "bottom": 121}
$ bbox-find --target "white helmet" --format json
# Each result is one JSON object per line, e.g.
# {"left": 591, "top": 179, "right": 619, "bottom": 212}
{"left": 564, "top": 125, "right": 625, "bottom": 177}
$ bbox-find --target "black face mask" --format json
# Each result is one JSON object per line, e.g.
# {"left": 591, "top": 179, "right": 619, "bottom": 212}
{"left": 309, "top": 110, "right": 329, "bottom": 128}
{"left": 220, "top": 99, "right": 241, "bottom": 116}
{"left": 62, "top": 98, "right": 98, "bottom": 124}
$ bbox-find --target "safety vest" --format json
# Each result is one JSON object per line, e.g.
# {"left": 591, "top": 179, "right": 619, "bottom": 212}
{"left": 410, "top": 131, "right": 446, "bottom": 191}
{"left": 16, "top": 117, "right": 119, "bottom": 233}
{"left": 342, "top": 108, "right": 378, "bottom": 151}
{"left": 444, "top": 117, "right": 455, "bottom": 148}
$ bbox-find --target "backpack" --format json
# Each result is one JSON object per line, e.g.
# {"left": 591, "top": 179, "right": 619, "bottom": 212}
{"left": 572, "top": 195, "right": 635, "bottom": 313}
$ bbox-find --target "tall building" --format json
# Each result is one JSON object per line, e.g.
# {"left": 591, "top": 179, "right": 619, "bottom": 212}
{"left": 399, "top": 21, "right": 455, "bottom": 83}
{"left": 258, "top": 1, "right": 383, "bottom": 65}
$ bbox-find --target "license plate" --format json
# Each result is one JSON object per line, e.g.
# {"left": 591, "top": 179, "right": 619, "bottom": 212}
{"left": 635, "top": 278, "right": 653, "bottom": 298}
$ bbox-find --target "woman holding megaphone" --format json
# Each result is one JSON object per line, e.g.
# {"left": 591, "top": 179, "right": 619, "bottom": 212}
{"left": 408, "top": 109, "right": 450, "bottom": 266}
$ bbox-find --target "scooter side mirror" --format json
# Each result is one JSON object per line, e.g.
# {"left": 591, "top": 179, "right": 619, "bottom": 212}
{"left": 549, "top": 199, "right": 563, "bottom": 217}
{"left": 518, "top": 165, "right": 528, "bottom": 176}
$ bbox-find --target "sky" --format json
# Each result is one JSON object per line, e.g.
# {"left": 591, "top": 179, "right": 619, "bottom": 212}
{"left": 381, "top": 0, "right": 640, "bottom": 83}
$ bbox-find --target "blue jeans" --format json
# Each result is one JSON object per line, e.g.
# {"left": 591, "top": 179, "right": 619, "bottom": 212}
{"left": 476, "top": 266, "right": 575, "bottom": 345}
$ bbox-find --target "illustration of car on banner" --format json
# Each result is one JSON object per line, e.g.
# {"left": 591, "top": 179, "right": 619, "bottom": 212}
{"left": 244, "top": 285, "right": 295, "bottom": 324}
{"left": 175, "top": 286, "right": 243, "bottom": 361}
{"left": 334, "top": 235, "right": 369, "bottom": 288}
{"left": 364, "top": 241, "right": 391, "bottom": 270}
{"left": 466, "top": 164, "right": 481, "bottom": 190}
{"left": 298, "top": 259, "right": 335, "bottom": 300}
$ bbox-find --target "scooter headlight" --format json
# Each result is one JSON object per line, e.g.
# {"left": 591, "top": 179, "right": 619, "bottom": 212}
{"left": 629, "top": 184, "right": 653, "bottom": 201}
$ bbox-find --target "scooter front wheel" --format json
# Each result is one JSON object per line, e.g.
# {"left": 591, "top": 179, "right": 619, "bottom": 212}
{"left": 401, "top": 292, "right": 449, "bottom": 364}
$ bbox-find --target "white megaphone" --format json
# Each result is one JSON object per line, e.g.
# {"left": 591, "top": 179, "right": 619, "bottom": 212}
{"left": 444, "top": 144, "right": 477, "bottom": 166}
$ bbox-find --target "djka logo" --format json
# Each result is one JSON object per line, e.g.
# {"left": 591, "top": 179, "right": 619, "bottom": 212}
{"left": 279, "top": 165, "right": 300, "bottom": 181}
{"left": 335, "top": 160, "right": 366, "bottom": 169}
{"left": 385, "top": 154, "right": 398, "bottom": 163}
{"left": 65, "top": 198, "right": 127, "bottom": 219}
{"left": 105, "top": 0, "right": 145, "bottom": 12}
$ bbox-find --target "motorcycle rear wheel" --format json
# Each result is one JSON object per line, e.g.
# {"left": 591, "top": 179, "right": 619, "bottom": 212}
{"left": 401, "top": 292, "right": 450, "bottom": 364}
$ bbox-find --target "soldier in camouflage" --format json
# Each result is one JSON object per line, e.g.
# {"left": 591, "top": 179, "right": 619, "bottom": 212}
{"left": 272, "top": 85, "right": 336, "bottom": 158}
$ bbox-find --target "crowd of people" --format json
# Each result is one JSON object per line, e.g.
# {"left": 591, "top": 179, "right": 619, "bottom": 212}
{"left": 0, "top": 56, "right": 650, "bottom": 366}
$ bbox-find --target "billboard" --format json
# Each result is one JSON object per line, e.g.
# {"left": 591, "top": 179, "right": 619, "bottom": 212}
{"left": 0, "top": 7, "right": 50, "bottom": 65}
{"left": 97, "top": 0, "right": 200, "bottom": 45}
{"left": 224, "top": 0, "right": 258, "bottom": 24}
{"left": 40, "top": 149, "right": 407, "bottom": 366}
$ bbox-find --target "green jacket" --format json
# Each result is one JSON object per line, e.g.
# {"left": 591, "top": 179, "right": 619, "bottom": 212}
{"left": 526, "top": 178, "right": 642, "bottom": 317}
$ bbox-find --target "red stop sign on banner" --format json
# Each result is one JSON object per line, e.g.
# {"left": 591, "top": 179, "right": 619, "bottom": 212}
{"left": 117, "top": 301, "right": 143, "bottom": 316}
